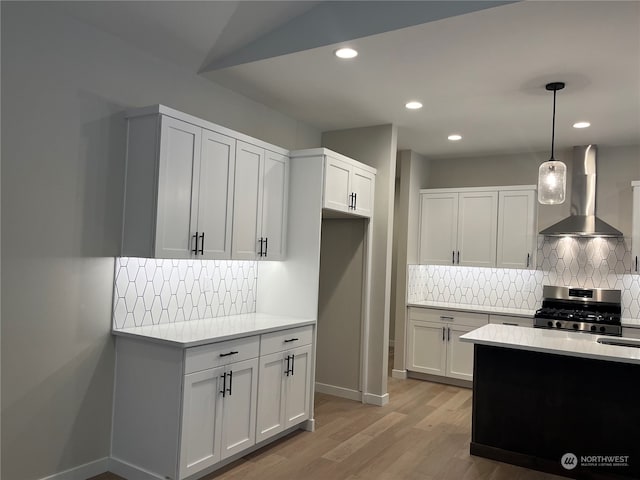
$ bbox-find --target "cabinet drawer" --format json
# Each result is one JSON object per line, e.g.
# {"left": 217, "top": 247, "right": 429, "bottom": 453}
{"left": 185, "top": 336, "right": 259, "bottom": 374}
{"left": 260, "top": 325, "right": 313, "bottom": 356}
{"left": 408, "top": 307, "right": 488, "bottom": 328}
{"left": 489, "top": 314, "right": 533, "bottom": 328}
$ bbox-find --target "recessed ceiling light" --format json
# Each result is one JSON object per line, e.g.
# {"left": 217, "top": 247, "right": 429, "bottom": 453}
{"left": 335, "top": 47, "right": 358, "bottom": 59}
{"left": 405, "top": 101, "right": 423, "bottom": 110}
{"left": 573, "top": 121, "right": 591, "bottom": 129}
{"left": 448, "top": 134, "right": 462, "bottom": 141}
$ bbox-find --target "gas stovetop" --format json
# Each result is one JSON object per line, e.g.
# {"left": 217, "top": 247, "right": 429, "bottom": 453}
{"left": 533, "top": 286, "right": 622, "bottom": 336}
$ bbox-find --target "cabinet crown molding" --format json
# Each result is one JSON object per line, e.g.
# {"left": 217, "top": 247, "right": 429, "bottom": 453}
{"left": 420, "top": 185, "right": 536, "bottom": 194}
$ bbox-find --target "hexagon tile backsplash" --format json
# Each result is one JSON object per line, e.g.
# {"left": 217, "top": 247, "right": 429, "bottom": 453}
{"left": 112, "top": 257, "right": 257, "bottom": 329}
{"left": 408, "top": 237, "right": 640, "bottom": 322}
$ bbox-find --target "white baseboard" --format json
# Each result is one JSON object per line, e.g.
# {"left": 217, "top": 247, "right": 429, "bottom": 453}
{"left": 363, "top": 392, "right": 390, "bottom": 406}
{"left": 391, "top": 369, "right": 408, "bottom": 379}
{"left": 108, "top": 457, "right": 164, "bottom": 480}
{"left": 315, "top": 382, "right": 362, "bottom": 402}
{"left": 38, "top": 457, "right": 109, "bottom": 480}
{"left": 302, "top": 418, "right": 315, "bottom": 432}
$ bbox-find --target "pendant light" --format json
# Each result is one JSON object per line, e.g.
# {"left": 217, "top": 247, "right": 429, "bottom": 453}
{"left": 538, "top": 82, "right": 567, "bottom": 205}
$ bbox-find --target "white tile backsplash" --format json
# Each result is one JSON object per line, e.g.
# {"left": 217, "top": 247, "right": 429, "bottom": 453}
{"left": 408, "top": 236, "right": 640, "bottom": 322}
{"left": 112, "top": 257, "right": 257, "bottom": 329}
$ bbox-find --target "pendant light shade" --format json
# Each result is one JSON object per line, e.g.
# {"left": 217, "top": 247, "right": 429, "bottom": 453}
{"left": 538, "top": 82, "right": 567, "bottom": 205}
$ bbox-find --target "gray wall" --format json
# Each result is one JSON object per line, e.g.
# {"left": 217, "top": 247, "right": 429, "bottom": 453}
{"left": 0, "top": 3, "right": 320, "bottom": 480}
{"left": 317, "top": 219, "right": 366, "bottom": 391}
{"left": 322, "top": 124, "right": 397, "bottom": 400}
{"left": 393, "top": 150, "right": 430, "bottom": 374}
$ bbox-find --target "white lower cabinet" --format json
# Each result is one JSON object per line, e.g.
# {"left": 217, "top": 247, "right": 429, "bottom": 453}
{"left": 112, "top": 325, "right": 314, "bottom": 480}
{"left": 407, "top": 307, "right": 488, "bottom": 382}
{"left": 256, "top": 326, "right": 313, "bottom": 442}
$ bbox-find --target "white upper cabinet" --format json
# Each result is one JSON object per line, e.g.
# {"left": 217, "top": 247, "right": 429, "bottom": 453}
{"left": 231, "top": 144, "right": 290, "bottom": 261}
{"left": 418, "top": 185, "right": 535, "bottom": 269}
{"left": 320, "top": 151, "right": 375, "bottom": 218}
{"left": 121, "top": 105, "right": 288, "bottom": 260}
{"left": 418, "top": 192, "right": 459, "bottom": 265}
{"left": 154, "top": 116, "right": 201, "bottom": 259}
{"left": 632, "top": 181, "right": 640, "bottom": 273}
{"left": 260, "top": 151, "right": 289, "bottom": 260}
{"left": 196, "top": 130, "right": 236, "bottom": 259}
{"left": 324, "top": 156, "right": 352, "bottom": 213}
{"left": 232, "top": 141, "right": 264, "bottom": 260}
{"left": 497, "top": 189, "right": 537, "bottom": 269}
{"left": 457, "top": 191, "right": 498, "bottom": 267}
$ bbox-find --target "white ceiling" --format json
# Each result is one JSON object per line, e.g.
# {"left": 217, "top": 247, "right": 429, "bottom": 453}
{"left": 60, "top": 1, "right": 640, "bottom": 159}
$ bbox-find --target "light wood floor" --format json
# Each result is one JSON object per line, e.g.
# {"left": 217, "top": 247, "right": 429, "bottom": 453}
{"left": 93, "top": 354, "right": 562, "bottom": 480}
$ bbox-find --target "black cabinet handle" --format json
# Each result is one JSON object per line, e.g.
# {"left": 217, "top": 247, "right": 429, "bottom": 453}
{"left": 452, "top": 251, "right": 455, "bottom": 264}
{"left": 526, "top": 253, "right": 530, "bottom": 268}
{"left": 285, "top": 355, "right": 290, "bottom": 376}
{"left": 290, "top": 354, "right": 295, "bottom": 376}
{"left": 636, "top": 255, "right": 638, "bottom": 272}
{"left": 220, "top": 372, "right": 226, "bottom": 397}
{"left": 284, "top": 338, "right": 298, "bottom": 343}
{"left": 264, "top": 237, "right": 268, "bottom": 257}
{"left": 447, "top": 327, "right": 451, "bottom": 342}
{"left": 198, "top": 232, "right": 205, "bottom": 255}
{"left": 457, "top": 251, "right": 460, "bottom": 264}
{"left": 219, "top": 351, "right": 238, "bottom": 357}
{"left": 353, "top": 193, "right": 357, "bottom": 209}
{"left": 258, "top": 237, "right": 263, "bottom": 257}
{"left": 227, "top": 370, "right": 232, "bottom": 396}
{"left": 348, "top": 193, "right": 354, "bottom": 209}
{"left": 442, "top": 326, "right": 445, "bottom": 341}
{"left": 192, "top": 232, "right": 199, "bottom": 255}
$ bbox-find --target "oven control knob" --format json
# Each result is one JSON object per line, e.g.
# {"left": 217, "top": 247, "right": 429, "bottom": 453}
{"left": 547, "top": 321, "right": 553, "bottom": 328}
{"left": 555, "top": 321, "right": 562, "bottom": 328}
{"left": 600, "top": 326, "right": 606, "bottom": 333}
{"left": 590, "top": 325, "right": 597, "bottom": 332}
{"left": 572, "top": 323, "right": 579, "bottom": 330}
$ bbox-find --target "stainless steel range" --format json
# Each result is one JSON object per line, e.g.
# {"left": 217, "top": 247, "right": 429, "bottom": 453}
{"left": 533, "top": 285, "right": 622, "bottom": 336}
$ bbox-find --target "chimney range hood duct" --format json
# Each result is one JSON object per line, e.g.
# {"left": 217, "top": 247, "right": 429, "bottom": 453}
{"left": 540, "top": 145, "right": 623, "bottom": 237}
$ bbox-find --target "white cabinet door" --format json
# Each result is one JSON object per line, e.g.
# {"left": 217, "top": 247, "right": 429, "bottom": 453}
{"left": 220, "top": 358, "right": 258, "bottom": 460}
{"left": 324, "top": 156, "right": 351, "bottom": 213}
{"left": 457, "top": 191, "right": 498, "bottom": 267}
{"left": 260, "top": 151, "right": 289, "bottom": 260}
{"left": 407, "top": 320, "right": 446, "bottom": 376}
{"left": 418, "top": 193, "right": 459, "bottom": 265}
{"left": 196, "top": 130, "right": 235, "bottom": 259}
{"left": 445, "top": 324, "right": 476, "bottom": 381}
{"left": 180, "top": 366, "right": 224, "bottom": 479}
{"left": 232, "top": 141, "right": 264, "bottom": 260}
{"left": 256, "top": 352, "right": 287, "bottom": 443}
{"left": 632, "top": 184, "right": 640, "bottom": 273}
{"left": 155, "top": 116, "right": 200, "bottom": 259}
{"left": 285, "top": 344, "right": 312, "bottom": 428}
{"left": 497, "top": 190, "right": 536, "bottom": 269}
{"left": 351, "top": 167, "right": 375, "bottom": 218}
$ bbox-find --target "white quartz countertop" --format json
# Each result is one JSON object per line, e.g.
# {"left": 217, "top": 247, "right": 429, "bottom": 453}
{"left": 461, "top": 323, "right": 640, "bottom": 365}
{"left": 112, "top": 313, "right": 316, "bottom": 348}
{"left": 407, "top": 300, "right": 535, "bottom": 318}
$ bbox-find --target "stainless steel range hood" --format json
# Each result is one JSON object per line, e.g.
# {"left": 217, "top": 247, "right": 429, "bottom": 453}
{"left": 540, "top": 145, "right": 623, "bottom": 237}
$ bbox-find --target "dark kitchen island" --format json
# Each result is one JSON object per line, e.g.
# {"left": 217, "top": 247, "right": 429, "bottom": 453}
{"left": 461, "top": 324, "right": 640, "bottom": 480}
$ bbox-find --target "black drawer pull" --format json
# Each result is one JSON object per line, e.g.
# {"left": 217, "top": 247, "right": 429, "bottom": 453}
{"left": 284, "top": 338, "right": 298, "bottom": 343}
{"left": 220, "top": 372, "right": 226, "bottom": 397}
{"left": 219, "top": 351, "right": 238, "bottom": 357}
{"left": 227, "top": 370, "right": 233, "bottom": 396}
{"left": 192, "top": 232, "right": 199, "bottom": 255}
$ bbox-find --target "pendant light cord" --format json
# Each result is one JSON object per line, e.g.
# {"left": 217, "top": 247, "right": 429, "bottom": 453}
{"left": 550, "top": 88, "right": 557, "bottom": 161}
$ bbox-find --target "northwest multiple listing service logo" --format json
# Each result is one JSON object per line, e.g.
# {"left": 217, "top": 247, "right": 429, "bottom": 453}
{"left": 561, "top": 453, "right": 630, "bottom": 470}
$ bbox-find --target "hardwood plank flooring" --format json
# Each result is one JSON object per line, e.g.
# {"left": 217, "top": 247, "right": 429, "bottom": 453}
{"left": 92, "top": 351, "right": 562, "bottom": 480}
